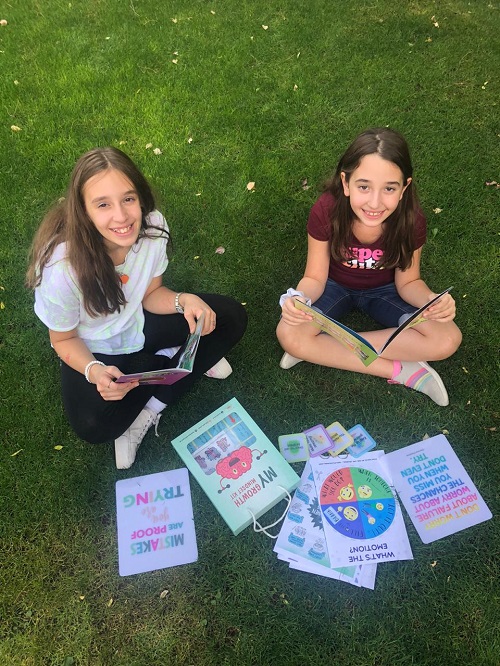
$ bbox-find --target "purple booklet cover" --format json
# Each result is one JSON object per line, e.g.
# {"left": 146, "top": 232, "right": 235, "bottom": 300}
{"left": 115, "top": 312, "right": 204, "bottom": 386}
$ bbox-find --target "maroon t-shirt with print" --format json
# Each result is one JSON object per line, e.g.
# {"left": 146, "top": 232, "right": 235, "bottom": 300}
{"left": 307, "top": 192, "right": 427, "bottom": 289}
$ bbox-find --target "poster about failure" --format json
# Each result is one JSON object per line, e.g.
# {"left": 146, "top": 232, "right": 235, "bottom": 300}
{"left": 385, "top": 434, "right": 492, "bottom": 544}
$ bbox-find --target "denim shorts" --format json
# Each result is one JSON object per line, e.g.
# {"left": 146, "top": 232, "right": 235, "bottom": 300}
{"left": 313, "top": 279, "right": 418, "bottom": 328}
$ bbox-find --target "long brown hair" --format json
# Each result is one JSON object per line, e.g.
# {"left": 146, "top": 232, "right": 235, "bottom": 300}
{"left": 324, "top": 127, "right": 418, "bottom": 270}
{"left": 26, "top": 147, "right": 169, "bottom": 317}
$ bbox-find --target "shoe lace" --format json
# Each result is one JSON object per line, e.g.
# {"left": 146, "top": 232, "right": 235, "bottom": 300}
{"left": 153, "top": 413, "right": 162, "bottom": 437}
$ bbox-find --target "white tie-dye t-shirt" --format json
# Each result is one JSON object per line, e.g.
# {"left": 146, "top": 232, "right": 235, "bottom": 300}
{"left": 34, "top": 210, "right": 169, "bottom": 354}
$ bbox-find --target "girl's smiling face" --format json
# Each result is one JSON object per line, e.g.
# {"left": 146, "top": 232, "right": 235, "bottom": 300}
{"left": 83, "top": 168, "right": 143, "bottom": 262}
{"left": 341, "top": 153, "right": 411, "bottom": 232}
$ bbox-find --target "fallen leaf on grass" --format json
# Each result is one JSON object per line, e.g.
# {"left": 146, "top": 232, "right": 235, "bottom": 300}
{"left": 430, "top": 560, "right": 438, "bottom": 567}
{"left": 0, "top": 19, "right": 8, "bottom": 26}
{"left": 54, "top": 445, "right": 63, "bottom": 450}
{"left": 425, "top": 37, "right": 432, "bottom": 43}
{"left": 171, "top": 18, "right": 178, "bottom": 23}
{"left": 187, "top": 137, "right": 193, "bottom": 144}
{"left": 14, "top": 80, "right": 19, "bottom": 85}
{"left": 160, "top": 589, "right": 169, "bottom": 599}
{"left": 433, "top": 208, "right": 443, "bottom": 214}
{"left": 462, "top": 367, "right": 469, "bottom": 374}
{"left": 107, "top": 598, "right": 114, "bottom": 607}
{"left": 241, "top": 302, "right": 247, "bottom": 306}
{"left": 246, "top": 181, "right": 255, "bottom": 191}
{"left": 79, "top": 595, "right": 85, "bottom": 601}
{"left": 145, "top": 143, "right": 153, "bottom": 149}
{"left": 0, "top": 301, "right": 5, "bottom": 309}
{"left": 262, "top": 25, "right": 269, "bottom": 30}
{"left": 172, "top": 59, "right": 178, "bottom": 64}
{"left": 422, "top": 433, "right": 430, "bottom": 439}
{"left": 431, "top": 15, "right": 439, "bottom": 28}
{"left": 215, "top": 246, "right": 225, "bottom": 254}
{"left": 11, "top": 125, "right": 21, "bottom": 132}
{"left": 153, "top": 148, "right": 162, "bottom": 155}
{"left": 301, "top": 178, "right": 310, "bottom": 190}
{"left": 11, "top": 449, "right": 23, "bottom": 456}
{"left": 194, "top": 255, "right": 200, "bottom": 260}
{"left": 210, "top": 10, "right": 215, "bottom": 15}
{"left": 293, "top": 84, "right": 298, "bottom": 91}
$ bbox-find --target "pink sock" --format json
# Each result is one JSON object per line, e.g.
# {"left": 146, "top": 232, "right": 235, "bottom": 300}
{"left": 391, "top": 360, "right": 402, "bottom": 380}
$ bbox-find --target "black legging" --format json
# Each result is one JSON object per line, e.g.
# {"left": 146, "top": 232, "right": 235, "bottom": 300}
{"left": 60, "top": 294, "right": 247, "bottom": 443}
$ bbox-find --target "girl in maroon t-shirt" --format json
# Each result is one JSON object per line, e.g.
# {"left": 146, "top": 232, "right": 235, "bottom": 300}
{"left": 277, "top": 127, "right": 461, "bottom": 406}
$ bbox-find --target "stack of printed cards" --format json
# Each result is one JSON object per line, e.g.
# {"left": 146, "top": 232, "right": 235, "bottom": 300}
{"left": 274, "top": 462, "right": 377, "bottom": 589}
{"left": 278, "top": 420, "right": 355, "bottom": 462}
{"left": 278, "top": 420, "right": 376, "bottom": 463}
{"left": 274, "top": 425, "right": 492, "bottom": 589}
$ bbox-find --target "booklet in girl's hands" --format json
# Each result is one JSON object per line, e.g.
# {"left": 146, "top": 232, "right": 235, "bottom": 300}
{"left": 293, "top": 287, "right": 452, "bottom": 367}
{"left": 115, "top": 312, "right": 205, "bottom": 385}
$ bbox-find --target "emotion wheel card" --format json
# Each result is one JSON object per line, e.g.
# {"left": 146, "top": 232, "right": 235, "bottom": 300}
{"left": 116, "top": 468, "right": 198, "bottom": 576}
{"left": 309, "top": 452, "right": 413, "bottom": 568}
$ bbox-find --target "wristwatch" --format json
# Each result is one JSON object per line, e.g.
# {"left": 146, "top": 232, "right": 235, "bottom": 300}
{"left": 175, "top": 292, "right": 184, "bottom": 314}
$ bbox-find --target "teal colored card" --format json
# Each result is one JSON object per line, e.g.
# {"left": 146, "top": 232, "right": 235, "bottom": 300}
{"left": 347, "top": 424, "right": 377, "bottom": 457}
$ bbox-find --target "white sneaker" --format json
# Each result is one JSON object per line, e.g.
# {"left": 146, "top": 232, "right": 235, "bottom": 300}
{"left": 204, "top": 357, "right": 233, "bottom": 379}
{"left": 114, "top": 407, "right": 161, "bottom": 469}
{"left": 389, "top": 361, "right": 449, "bottom": 407}
{"left": 279, "top": 352, "right": 303, "bottom": 369}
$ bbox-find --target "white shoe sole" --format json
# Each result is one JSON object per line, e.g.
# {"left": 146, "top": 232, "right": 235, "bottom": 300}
{"left": 417, "top": 362, "right": 449, "bottom": 407}
{"left": 279, "top": 352, "right": 303, "bottom": 370}
{"left": 204, "top": 357, "right": 233, "bottom": 379}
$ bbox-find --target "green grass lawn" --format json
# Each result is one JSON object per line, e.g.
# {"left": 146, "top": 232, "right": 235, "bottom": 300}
{"left": 1, "top": 1, "right": 499, "bottom": 664}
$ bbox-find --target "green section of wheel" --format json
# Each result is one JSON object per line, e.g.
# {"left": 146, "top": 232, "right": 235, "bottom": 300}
{"left": 350, "top": 467, "right": 394, "bottom": 500}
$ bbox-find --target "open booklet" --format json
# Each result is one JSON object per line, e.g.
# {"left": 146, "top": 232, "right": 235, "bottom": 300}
{"left": 115, "top": 312, "right": 205, "bottom": 386}
{"left": 294, "top": 287, "right": 452, "bottom": 367}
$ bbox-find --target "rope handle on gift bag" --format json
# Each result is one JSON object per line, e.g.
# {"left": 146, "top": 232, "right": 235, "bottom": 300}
{"left": 247, "top": 486, "right": 292, "bottom": 539}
